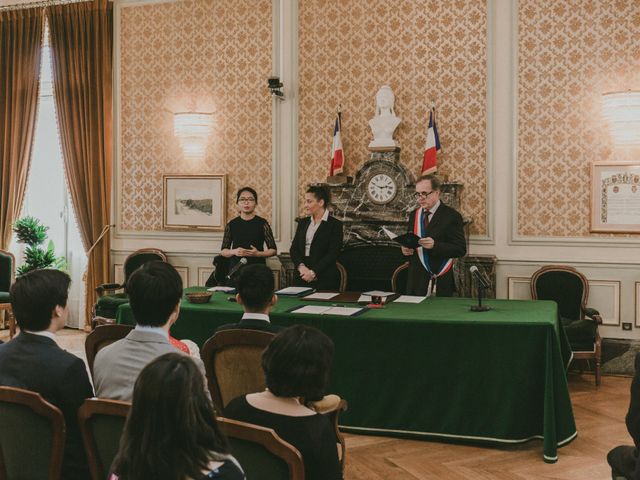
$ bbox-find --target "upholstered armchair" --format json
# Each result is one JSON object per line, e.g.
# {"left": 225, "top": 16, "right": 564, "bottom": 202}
{"left": 531, "top": 265, "right": 603, "bottom": 386}
{"left": 0, "top": 249, "right": 16, "bottom": 338}
{"left": 93, "top": 248, "right": 167, "bottom": 327}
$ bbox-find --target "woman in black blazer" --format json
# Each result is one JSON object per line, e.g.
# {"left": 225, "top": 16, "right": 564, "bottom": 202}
{"left": 290, "top": 185, "right": 343, "bottom": 290}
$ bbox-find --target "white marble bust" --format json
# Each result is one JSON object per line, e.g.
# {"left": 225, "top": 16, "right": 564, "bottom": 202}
{"left": 368, "top": 85, "right": 401, "bottom": 149}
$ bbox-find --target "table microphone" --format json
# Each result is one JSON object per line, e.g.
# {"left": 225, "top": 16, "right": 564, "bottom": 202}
{"left": 469, "top": 266, "right": 491, "bottom": 312}
{"left": 226, "top": 257, "right": 247, "bottom": 280}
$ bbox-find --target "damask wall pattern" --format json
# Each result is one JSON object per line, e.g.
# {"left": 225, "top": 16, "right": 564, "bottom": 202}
{"left": 119, "top": 0, "right": 272, "bottom": 231}
{"left": 518, "top": 0, "right": 640, "bottom": 237}
{"left": 298, "top": 0, "right": 487, "bottom": 235}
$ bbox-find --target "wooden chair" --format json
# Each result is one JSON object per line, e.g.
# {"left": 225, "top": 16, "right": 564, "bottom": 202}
{"left": 0, "top": 386, "right": 65, "bottom": 480}
{"left": 336, "top": 261, "right": 347, "bottom": 292}
{"left": 78, "top": 398, "right": 130, "bottom": 480}
{"left": 202, "top": 329, "right": 348, "bottom": 470}
{"left": 0, "top": 249, "right": 16, "bottom": 339}
{"left": 391, "top": 261, "right": 410, "bottom": 294}
{"left": 93, "top": 248, "right": 167, "bottom": 327}
{"left": 202, "top": 329, "right": 275, "bottom": 412}
{"left": 218, "top": 417, "right": 305, "bottom": 480}
{"left": 85, "top": 324, "right": 134, "bottom": 380}
{"left": 531, "top": 265, "right": 603, "bottom": 386}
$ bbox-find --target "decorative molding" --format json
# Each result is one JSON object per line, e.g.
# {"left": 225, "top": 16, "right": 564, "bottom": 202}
{"left": 635, "top": 282, "right": 640, "bottom": 327}
{"left": 114, "top": 264, "right": 124, "bottom": 285}
{"left": 588, "top": 280, "right": 621, "bottom": 326}
{"left": 198, "top": 267, "right": 214, "bottom": 287}
{"left": 496, "top": 258, "right": 640, "bottom": 269}
{"left": 507, "top": 276, "right": 531, "bottom": 300}
{"left": 173, "top": 266, "right": 189, "bottom": 287}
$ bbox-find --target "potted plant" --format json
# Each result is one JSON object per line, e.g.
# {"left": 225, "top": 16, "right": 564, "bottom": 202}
{"left": 12, "top": 216, "right": 66, "bottom": 276}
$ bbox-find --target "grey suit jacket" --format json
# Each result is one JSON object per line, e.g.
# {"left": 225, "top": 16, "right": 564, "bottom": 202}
{"left": 93, "top": 329, "right": 207, "bottom": 402}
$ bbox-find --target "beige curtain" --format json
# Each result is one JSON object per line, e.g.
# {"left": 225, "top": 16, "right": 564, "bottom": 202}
{"left": 0, "top": 9, "right": 44, "bottom": 249}
{"left": 47, "top": 0, "right": 112, "bottom": 328}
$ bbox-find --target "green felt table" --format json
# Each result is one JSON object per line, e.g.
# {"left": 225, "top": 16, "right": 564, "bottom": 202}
{"left": 117, "top": 289, "right": 576, "bottom": 462}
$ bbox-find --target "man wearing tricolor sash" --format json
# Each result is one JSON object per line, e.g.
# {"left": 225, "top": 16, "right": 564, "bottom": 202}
{"left": 401, "top": 175, "right": 466, "bottom": 297}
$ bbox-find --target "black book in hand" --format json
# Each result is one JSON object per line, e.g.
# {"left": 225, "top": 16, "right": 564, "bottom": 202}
{"left": 391, "top": 232, "right": 421, "bottom": 249}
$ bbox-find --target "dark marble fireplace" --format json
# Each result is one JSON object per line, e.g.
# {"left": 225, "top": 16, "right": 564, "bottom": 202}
{"left": 280, "top": 149, "right": 496, "bottom": 297}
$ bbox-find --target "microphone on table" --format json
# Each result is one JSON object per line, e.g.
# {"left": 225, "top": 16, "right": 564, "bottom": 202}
{"left": 469, "top": 266, "right": 491, "bottom": 312}
{"left": 226, "top": 257, "right": 248, "bottom": 280}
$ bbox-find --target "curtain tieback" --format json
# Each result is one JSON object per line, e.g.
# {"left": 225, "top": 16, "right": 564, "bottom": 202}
{"left": 86, "top": 224, "right": 114, "bottom": 257}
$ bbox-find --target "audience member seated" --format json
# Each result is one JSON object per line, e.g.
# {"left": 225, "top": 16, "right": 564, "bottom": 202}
{"left": 224, "top": 325, "right": 342, "bottom": 480}
{"left": 608, "top": 352, "right": 640, "bottom": 479}
{"left": 215, "top": 264, "right": 283, "bottom": 334}
{"left": 94, "top": 261, "right": 206, "bottom": 401}
{"left": 110, "top": 353, "right": 244, "bottom": 480}
{"left": 0, "top": 269, "right": 93, "bottom": 480}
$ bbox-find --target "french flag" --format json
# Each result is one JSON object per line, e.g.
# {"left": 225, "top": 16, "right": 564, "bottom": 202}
{"left": 421, "top": 107, "right": 441, "bottom": 175}
{"left": 329, "top": 112, "right": 344, "bottom": 176}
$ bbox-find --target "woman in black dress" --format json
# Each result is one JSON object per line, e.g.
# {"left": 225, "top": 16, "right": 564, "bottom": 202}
{"left": 224, "top": 325, "right": 342, "bottom": 480}
{"left": 219, "top": 187, "right": 277, "bottom": 279}
{"left": 289, "top": 185, "right": 343, "bottom": 290}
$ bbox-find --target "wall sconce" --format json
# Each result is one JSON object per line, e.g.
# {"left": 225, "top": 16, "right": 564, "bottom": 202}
{"left": 173, "top": 112, "right": 213, "bottom": 159}
{"left": 602, "top": 91, "right": 640, "bottom": 147}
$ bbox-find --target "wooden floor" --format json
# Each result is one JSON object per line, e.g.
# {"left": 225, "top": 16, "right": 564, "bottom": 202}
{"left": 0, "top": 328, "right": 631, "bottom": 479}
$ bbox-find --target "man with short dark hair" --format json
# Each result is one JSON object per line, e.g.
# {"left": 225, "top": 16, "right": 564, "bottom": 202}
{"left": 401, "top": 174, "right": 466, "bottom": 297}
{"left": 216, "top": 264, "right": 282, "bottom": 333}
{"left": 93, "top": 261, "right": 206, "bottom": 401}
{"left": 0, "top": 269, "right": 93, "bottom": 480}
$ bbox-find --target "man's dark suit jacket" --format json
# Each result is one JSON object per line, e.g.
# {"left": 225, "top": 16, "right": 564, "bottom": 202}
{"left": 405, "top": 203, "right": 466, "bottom": 297}
{"left": 215, "top": 317, "right": 283, "bottom": 334}
{"left": 0, "top": 332, "right": 93, "bottom": 480}
{"left": 290, "top": 215, "right": 343, "bottom": 290}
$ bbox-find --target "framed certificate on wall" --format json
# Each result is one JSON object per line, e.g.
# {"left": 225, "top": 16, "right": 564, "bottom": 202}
{"left": 590, "top": 162, "right": 640, "bottom": 233}
{"left": 163, "top": 174, "right": 226, "bottom": 231}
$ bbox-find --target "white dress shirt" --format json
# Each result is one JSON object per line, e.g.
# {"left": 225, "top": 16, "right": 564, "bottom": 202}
{"left": 134, "top": 324, "right": 169, "bottom": 339}
{"left": 23, "top": 330, "right": 57, "bottom": 341}
{"left": 241, "top": 313, "right": 271, "bottom": 323}
{"left": 425, "top": 200, "right": 441, "bottom": 223}
{"left": 305, "top": 209, "right": 329, "bottom": 256}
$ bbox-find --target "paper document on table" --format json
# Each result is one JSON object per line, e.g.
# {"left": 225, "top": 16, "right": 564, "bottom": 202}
{"left": 207, "top": 286, "right": 235, "bottom": 293}
{"left": 393, "top": 295, "right": 426, "bottom": 304}
{"left": 326, "top": 307, "right": 364, "bottom": 316}
{"left": 294, "top": 305, "right": 333, "bottom": 315}
{"left": 303, "top": 292, "right": 339, "bottom": 300}
{"left": 362, "top": 290, "right": 395, "bottom": 297}
{"left": 358, "top": 295, "right": 371, "bottom": 303}
{"left": 276, "top": 286, "right": 314, "bottom": 296}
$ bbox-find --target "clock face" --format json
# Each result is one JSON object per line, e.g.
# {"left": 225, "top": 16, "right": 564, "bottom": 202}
{"left": 366, "top": 173, "right": 397, "bottom": 205}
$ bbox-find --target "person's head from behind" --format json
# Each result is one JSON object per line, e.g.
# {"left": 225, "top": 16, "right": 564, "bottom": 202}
{"left": 262, "top": 324, "right": 334, "bottom": 402}
{"left": 304, "top": 185, "right": 331, "bottom": 217}
{"left": 10, "top": 269, "right": 71, "bottom": 332}
{"left": 235, "top": 264, "right": 276, "bottom": 314}
{"left": 113, "top": 353, "right": 229, "bottom": 480}
{"left": 125, "top": 261, "right": 182, "bottom": 328}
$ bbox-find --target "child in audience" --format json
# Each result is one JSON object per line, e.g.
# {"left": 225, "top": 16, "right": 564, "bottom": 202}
{"left": 224, "top": 324, "right": 342, "bottom": 480}
{"left": 110, "top": 353, "right": 244, "bottom": 480}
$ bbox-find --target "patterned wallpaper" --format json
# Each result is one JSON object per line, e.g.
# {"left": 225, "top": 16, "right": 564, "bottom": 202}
{"left": 119, "top": 0, "right": 272, "bottom": 231}
{"left": 518, "top": 0, "right": 640, "bottom": 237}
{"left": 298, "top": 0, "right": 488, "bottom": 235}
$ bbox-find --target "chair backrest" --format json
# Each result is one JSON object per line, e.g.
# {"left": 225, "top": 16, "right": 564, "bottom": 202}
{"left": 335, "top": 261, "right": 347, "bottom": 292}
{"left": 530, "top": 265, "right": 588, "bottom": 320}
{"left": 217, "top": 417, "right": 304, "bottom": 480}
{"left": 391, "top": 261, "right": 410, "bottom": 294}
{"left": 0, "top": 249, "right": 15, "bottom": 294}
{"left": 0, "top": 386, "right": 65, "bottom": 480}
{"left": 78, "top": 398, "right": 130, "bottom": 480}
{"left": 122, "top": 248, "right": 167, "bottom": 285}
{"left": 201, "top": 329, "right": 275, "bottom": 412}
{"left": 85, "top": 324, "right": 134, "bottom": 378}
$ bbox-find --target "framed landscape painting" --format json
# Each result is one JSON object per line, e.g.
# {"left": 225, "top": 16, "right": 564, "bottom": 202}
{"left": 590, "top": 162, "right": 640, "bottom": 233}
{"left": 163, "top": 174, "right": 226, "bottom": 231}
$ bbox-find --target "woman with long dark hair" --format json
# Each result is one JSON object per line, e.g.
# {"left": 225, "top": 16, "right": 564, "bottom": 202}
{"left": 110, "top": 353, "right": 244, "bottom": 480}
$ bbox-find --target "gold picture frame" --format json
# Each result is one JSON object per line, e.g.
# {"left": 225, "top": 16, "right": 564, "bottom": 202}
{"left": 163, "top": 174, "right": 226, "bottom": 231}
{"left": 590, "top": 162, "right": 640, "bottom": 233}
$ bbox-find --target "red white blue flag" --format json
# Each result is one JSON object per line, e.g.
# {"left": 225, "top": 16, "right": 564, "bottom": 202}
{"left": 329, "top": 111, "right": 344, "bottom": 176}
{"left": 421, "top": 107, "right": 441, "bottom": 175}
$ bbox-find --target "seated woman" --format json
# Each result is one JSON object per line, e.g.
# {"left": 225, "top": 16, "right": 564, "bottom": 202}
{"left": 110, "top": 353, "right": 244, "bottom": 480}
{"left": 289, "top": 185, "right": 343, "bottom": 290}
{"left": 218, "top": 187, "right": 277, "bottom": 284}
{"left": 224, "top": 325, "right": 342, "bottom": 480}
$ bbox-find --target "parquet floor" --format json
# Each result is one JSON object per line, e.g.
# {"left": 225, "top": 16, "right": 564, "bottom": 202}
{"left": 0, "top": 328, "right": 631, "bottom": 479}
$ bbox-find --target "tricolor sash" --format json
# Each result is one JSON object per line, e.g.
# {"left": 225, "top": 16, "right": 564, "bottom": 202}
{"left": 413, "top": 208, "right": 454, "bottom": 296}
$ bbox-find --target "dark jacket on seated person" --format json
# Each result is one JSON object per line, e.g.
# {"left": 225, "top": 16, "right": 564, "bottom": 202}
{"left": 224, "top": 395, "right": 342, "bottom": 480}
{"left": 0, "top": 332, "right": 94, "bottom": 480}
{"left": 215, "top": 313, "right": 283, "bottom": 334}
